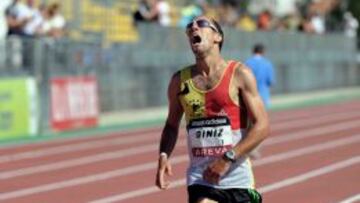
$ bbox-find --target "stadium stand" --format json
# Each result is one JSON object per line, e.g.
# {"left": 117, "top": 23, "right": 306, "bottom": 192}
{"left": 36, "top": 0, "right": 188, "bottom": 43}
{"left": 37, "top": 0, "right": 139, "bottom": 43}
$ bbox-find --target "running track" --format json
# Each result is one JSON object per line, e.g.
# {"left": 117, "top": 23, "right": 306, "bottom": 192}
{"left": 0, "top": 100, "right": 359, "bottom": 203}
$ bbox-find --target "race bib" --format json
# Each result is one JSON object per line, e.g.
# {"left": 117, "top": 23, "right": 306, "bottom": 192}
{"left": 187, "top": 117, "right": 233, "bottom": 157}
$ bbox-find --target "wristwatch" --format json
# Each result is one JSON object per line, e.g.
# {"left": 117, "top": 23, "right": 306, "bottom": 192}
{"left": 223, "top": 150, "right": 236, "bottom": 163}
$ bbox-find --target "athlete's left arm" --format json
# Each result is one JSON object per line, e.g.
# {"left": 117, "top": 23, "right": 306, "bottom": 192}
{"left": 203, "top": 65, "right": 270, "bottom": 185}
{"left": 232, "top": 64, "right": 270, "bottom": 158}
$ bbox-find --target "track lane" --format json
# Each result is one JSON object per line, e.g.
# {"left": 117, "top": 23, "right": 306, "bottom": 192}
{"left": 1, "top": 110, "right": 359, "bottom": 172}
{"left": 254, "top": 139, "right": 360, "bottom": 186}
{"left": 262, "top": 161, "right": 360, "bottom": 203}
{"left": 0, "top": 118, "right": 358, "bottom": 187}
{"left": 0, "top": 100, "right": 359, "bottom": 202}
{"left": 262, "top": 125, "right": 360, "bottom": 155}
{"left": 1, "top": 100, "right": 358, "bottom": 154}
{"left": 1, "top": 133, "right": 358, "bottom": 202}
{"left": 268, "top": 100, "right": 360, "bottom": 121}
{"left": 89, "top": 142, "right": 360, "bottom": 203}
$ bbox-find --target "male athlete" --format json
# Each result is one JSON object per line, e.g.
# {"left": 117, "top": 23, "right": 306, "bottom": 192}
{"left": 155, "top": 15, "right": 269, "bottom": 203}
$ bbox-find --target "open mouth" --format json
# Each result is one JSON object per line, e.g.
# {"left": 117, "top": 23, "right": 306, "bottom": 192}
{"left": 191, "top": 35, "right": 202, "bottom": 45}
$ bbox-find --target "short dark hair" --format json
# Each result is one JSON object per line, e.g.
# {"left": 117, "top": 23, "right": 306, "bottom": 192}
{"left": 253, "top": 43, "right": 265, "bottom": 54}
{"left": 211, "top": 19, "right": 224, "bottom": 51}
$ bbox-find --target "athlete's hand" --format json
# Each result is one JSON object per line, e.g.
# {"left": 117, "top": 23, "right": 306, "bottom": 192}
{"left": 203, "top": 158, "right": 231, "bottom": 184}
{"left": 155, "top": 154, "right": 173, "bottom": 190}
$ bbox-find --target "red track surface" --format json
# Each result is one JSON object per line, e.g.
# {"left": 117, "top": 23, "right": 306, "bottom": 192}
{"left": 0, "top": 100, "right": 359, "bottom": 203}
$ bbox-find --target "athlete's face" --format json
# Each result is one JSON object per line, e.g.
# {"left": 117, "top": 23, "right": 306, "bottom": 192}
{"left": 186, "top": 17, "right": 220, "bottom": 55}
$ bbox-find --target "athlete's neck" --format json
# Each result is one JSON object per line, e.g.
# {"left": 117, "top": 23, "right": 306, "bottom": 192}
{"left": 195, "top": 53, "right": 226, "bottom": 76}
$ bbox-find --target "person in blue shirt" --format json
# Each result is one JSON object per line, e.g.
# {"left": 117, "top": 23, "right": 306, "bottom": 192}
{"left": 245, "top": 43, "right": 275, "bottom": 109}
{"left": 245, "top": 43, "right": 275, "bottom": 159}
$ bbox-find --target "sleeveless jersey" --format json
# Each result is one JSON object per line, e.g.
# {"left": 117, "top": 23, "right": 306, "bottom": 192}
{"left": 179, "top": 61, "right": 255, "bottom": 189}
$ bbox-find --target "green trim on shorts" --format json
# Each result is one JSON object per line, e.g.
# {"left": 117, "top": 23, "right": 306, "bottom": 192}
{"left": 247, "top": 189, "right": 262, "bottom": 203}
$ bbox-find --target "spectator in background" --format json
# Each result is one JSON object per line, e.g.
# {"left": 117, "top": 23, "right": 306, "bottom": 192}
{"left": 272, "top": 13, "right": 301, "bottom": 32}
{"left": 133, "top": 0, "right": 171, "bottom": 27}
{"left": 39, "top": 3, "right": 66, "bottom": 38}
{"left": 257, "top": 10, "right": 272, "bottom": 31}
{"left": 310, "top": 11, "right": 325, "bottom": 34}
{"left": 298, "top": 15, "right": 314, "bottom": 33}
{"left": 156, "top": 0, "right": 171, "bottom": 26}
{"left": 245, "top": 43, "right": 275, "bottom": 159}
{"left": 6, "top": 0, "right": 34, "bottom": 35}
{"left": 273, "top": 17, "right": 287, "bottom": 32}
{"left": 0, "top": 0, "right": 13, "bottom": 69}
{"left": 236, "top": 13, "right": 256, "bottom": 32}
{"left": 133, "top": 0, "right": 154, "bottom": 24}
{"left": 178, "top": 0, "right": 207, "bottom": 28}
{"left": 284, "top": 13, "right": 302, "bottom": 32}
{"left": 218, "top": 0, "right": 238, "bottom": 26}
{"left": 344, "top": 11, "right": 358, "bottom": 38}
{"left": 23, "top": 0, "right": 44, "bottom": 36}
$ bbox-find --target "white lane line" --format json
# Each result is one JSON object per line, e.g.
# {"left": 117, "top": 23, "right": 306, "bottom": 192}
{"left": 264, "top": 120, "right": 360, "bottom": 145}
{"left": 0, "top": 127, "right": 162, "bottom": 150}
{"left": 1, "top": 111, "right": 359, "bottom": 165}
{"left": 0, "top": 141, "right": 187, "bottom": 179}
{"left": 270, "top": 111, "right": 360, "bottom": 131}
{"left": 0, "top": 157, "right": 188, "bottom": 201}
{"left": 91, "top": 179, "right": 187, "bottom": 203}
{"left": 269, "top": 103, "right": 360, "bottom": 121}
{"left": 258, "top": 156, "right": 360, "bottom": 193}
{"left": 0, "top": 135, "right": 358, "bottom": 201}
{"left": 0, "top": 132, "right": 158, "bottom": 164}
{"left": 338, "top": 194, "right": 360, "bottom": 203}
{"left": 1, "top": 119, "right": 359, "bottom": 180}
{"left": 253, "top": 135, "right": 360, "bottom": 166}
{"left": 90, "top": 156, "right": 360, "bottom": 203}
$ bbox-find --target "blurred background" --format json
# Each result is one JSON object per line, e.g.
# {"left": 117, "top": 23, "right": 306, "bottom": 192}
{"left": 0, "top": 0, "right": 359, "bottom": 140}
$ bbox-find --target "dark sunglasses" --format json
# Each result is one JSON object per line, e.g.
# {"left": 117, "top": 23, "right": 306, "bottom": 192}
{"left": 186, "top": 19, "right": 218, "bottom": 33}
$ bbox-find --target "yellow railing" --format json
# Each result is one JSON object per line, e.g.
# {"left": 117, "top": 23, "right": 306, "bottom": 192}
{"left": 40, "top": 0, "right": 139, "bottom": 43}
{"left": 33, "top": 0, "right": 186, "bottom": 43}
{"left": 80, "top": 0, "right": 139, "bottom": 43}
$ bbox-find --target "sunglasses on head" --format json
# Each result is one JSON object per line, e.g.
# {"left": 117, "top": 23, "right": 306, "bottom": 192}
{"left": 186, "top": 19, "right": 218, "bottom": 33}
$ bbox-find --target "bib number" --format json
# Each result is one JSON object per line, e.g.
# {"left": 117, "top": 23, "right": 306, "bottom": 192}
{"left": 188, "top": 117, "right": 233, "bottom": 157}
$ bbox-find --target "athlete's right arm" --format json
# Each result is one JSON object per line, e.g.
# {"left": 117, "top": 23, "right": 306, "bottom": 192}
{"left": 156, "top": 72, "right": 184, "bottom": 190}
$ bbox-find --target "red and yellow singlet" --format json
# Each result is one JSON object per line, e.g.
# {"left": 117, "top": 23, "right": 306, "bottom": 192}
{"left": 178, "top": 61, "right": 255, "bottom": 189}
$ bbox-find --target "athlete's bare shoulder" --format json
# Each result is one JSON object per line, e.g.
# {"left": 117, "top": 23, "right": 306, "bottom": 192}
{"left": 169, "top": 64, "right": 195, "bottom": 94}
{"left": 181, "top": 64, "right": 196, "bottom": 70}
{"left": 169, "top": 71, "right": 181, "bottom": 93}
{"left": 231, "top": 61, "right": 253, "bottom": 87}
{"left": 233, "top": 61, "right": 252, "bottom": 77}
{"left": 171, "top": 70, "right": 181, "bottom": 81}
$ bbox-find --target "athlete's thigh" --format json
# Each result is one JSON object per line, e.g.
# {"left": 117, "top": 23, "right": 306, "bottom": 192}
{"left": 196, "top": 198, "right": 218, "bottom": 203}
